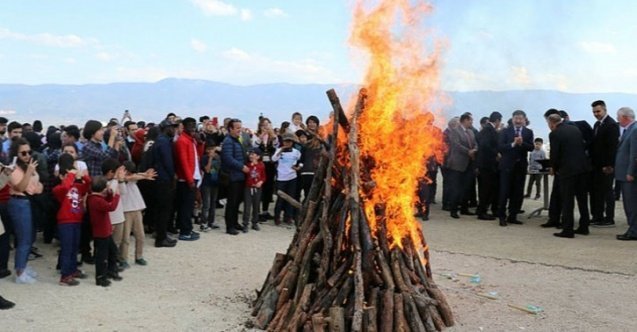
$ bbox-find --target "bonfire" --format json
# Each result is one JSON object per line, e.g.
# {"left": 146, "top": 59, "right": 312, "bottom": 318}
{"left": 252, "top": 0, "right": 452, "bottom": 331}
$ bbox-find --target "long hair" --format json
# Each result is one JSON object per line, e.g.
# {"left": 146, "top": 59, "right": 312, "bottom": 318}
{"left": 9, "top": 138, "right": 31, "bottom": 172}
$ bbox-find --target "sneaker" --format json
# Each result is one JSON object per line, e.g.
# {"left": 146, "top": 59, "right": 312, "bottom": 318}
{"left": 178, "top": 234, "right": 199, "bottom": 241}
{"left": 200, "top": 225, "right": 212, "bottom": 232}
{"left": 25, "top": 266, "right": 38, "bottom": 278}
{"left": 252, "top": 224, "right": 260, "bottom": 231}
{"left": 119, "top": 261, "right": 131, "bottom": 270}
{"left": 72, "top": 270, "right": 89, "bottom": 279}
{"left": 82, "top": 254, "right": 95, "bottom": 265}
{"left": 208, "top": 223, "right": 220, "bottom": 229}
{"left": 190, "top": 231, "right": 200, "bottom": 239}
{"left": 592, "top": 221, "right": 615, "bottom": 228}
{"left": 15, "top": 272, "right": 36, "bottom": 284}
{"left": 135, "top": 258, "right": 148, "bottom": 266}
{"left": 59, "top": 276, "right": 80, "bottom": 286}
{"left": 0, "top": 295, "right": 15, "bottom": 310}
{"left": 96, "top": 277, "right": 111, "bottom": 287}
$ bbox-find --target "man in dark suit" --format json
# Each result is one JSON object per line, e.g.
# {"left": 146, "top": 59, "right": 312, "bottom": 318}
{"left": 548, "top": 114, "right": 592, "bottom": 238}
{"left": 497, "top": 110, "right": 534, "bottom": 226}
{"left": 441, "top": 117, "right": 460, "bottom": 211}
{"left": 614, "top": 107, "right": 637, "bottom": 241}
{"left": 475, "top": 112, "right": 502, "bottom": 220}
{"left": 589, "top": 100, "right": 620, "bottom": 227}
{"left": 446, "top": 114, "right": 477, "bottom": 219}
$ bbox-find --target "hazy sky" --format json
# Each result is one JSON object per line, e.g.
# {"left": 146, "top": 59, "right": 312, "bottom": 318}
{"left": 0, "top": 0, "right": 634, "bottom": 93}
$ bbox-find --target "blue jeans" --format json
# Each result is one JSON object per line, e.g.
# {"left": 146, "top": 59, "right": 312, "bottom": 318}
{"left": 58, "top": 223, "right": 81, "bottom": 277}
{"left": 8, "top": 197, "right": 33, "bottom": 272}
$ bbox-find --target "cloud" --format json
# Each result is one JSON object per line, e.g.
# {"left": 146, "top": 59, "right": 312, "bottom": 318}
{"left": 191, "top": 0, "right": 237, "bottom": 16}
{"left": 0, "top": 27, "right": 96, "bottom": 48}
{"left": 264, "top": 8, "right": 288, "bottom": 18}
{"left": 240, "top": 9, "right": 253, "bottom": 21}
{"left": 578, "top": 41, "right": 617, "bottom": 54}
{"left": 96, "top": 52, "right": 115, "bottom": 61}
{"left": 223, "top": 47, "right": 251, "bottom": 61}
{"left": 511, "top": 66, "right": 531, "bottom": 85}
{"left": 191, "top": 38, "right": 208, "bottom": 53}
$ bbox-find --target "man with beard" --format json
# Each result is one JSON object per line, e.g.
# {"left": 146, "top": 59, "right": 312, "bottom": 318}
{"left": 151, "top": 119, "right": 179, "bottom": 248}
{"left": 589, "top": 100, "right": 619, "bottom": 227}
{"left": 174, "top": 117, "right": 202, "bottom": 241}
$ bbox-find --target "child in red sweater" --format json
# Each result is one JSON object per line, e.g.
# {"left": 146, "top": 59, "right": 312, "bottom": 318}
{"left": 242, "top": 149, "right": 266, "bottom": 232}
{"left": 52, "top": 154, "right": 91, "bottom": 286}
{"left": 87, "top": 175, "right": 121, "bottom": 287}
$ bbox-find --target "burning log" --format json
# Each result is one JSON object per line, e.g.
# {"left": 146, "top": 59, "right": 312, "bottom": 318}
{"left": 252, "top": 89, "right": 453, "bottom": 331}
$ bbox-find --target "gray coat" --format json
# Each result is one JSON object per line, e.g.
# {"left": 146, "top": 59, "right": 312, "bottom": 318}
{"left": 614, "top": 122, "right": 637, "bottom": 182}
{"left": 446, "top": 126, "right": 476, "bottom": 172}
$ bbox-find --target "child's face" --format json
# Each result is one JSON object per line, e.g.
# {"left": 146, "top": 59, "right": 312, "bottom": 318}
{"left": 105, "top": 170, "right": 115, "bottom": 180}
{"left": 307, "top": 120, "right": 318, "bottom": 131}
{"left": 292, "top": 115, "right": 302, "bottom": 125}
{"left": 298, "top": 135, "right": 308, "bottom": 144}
{"left": 534, "top": 142, "right": 542, "bottom": 150}
{"left": 282, "top": 140, "right": 293, "bottom": 149}
{"left": 249, "top": 152, "right": 260, "bottom": 163}
{"left": 63, "top": 146, "right": 77, "bottom": 159}
{"left": 206, "top": 147, "right": 215, "bottom": 156}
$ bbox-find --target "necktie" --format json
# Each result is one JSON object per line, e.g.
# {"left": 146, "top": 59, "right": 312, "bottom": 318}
{"left": 594, "top": 121, "right": 600, "bottom": 136}
{"left": 515, "top": 127, "right": 521, "bottom": 137}
{"left": 465, "top": 129, "right": 473, "bottom": 149}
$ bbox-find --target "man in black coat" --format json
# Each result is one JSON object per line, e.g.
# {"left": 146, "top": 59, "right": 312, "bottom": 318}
{"left": 475, "top": 112, "right": 502, "bottom": 220}
{"left": 547, "top": 114, "right": 592, "bottom": 238}
{"left": 589, "top": 100, "right": 619, "bottom": 227}
{"left": 497, "top": 110, "right": 534, "bottom": 226}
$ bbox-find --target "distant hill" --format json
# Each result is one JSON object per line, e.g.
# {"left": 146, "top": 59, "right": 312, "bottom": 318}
{"left": 1, "top": 78, "right": 636, "bottom": 139}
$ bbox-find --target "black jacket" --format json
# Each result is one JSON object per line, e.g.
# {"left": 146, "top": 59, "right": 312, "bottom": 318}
{"left": 549, "top": 122, "right": 591, "bottom": 178}
{"left": 476, "top": 123, "right": 499, "bottom": 171}
{"left": 590, "top": 115, "right": 619, "bottom": 168}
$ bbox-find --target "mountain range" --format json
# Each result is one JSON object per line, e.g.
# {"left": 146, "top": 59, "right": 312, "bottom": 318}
{"left": 1, "top": 78, "right": 636, "bottom": 140}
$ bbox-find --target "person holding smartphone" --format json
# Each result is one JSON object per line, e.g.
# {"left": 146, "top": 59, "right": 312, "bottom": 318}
{"left": 271, "top": 133, "right": 302, "bottom": 226}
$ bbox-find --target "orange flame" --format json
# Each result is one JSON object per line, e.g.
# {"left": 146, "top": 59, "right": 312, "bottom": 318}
{"left": 350, "top": 0, "right": 446, "bottom": 250}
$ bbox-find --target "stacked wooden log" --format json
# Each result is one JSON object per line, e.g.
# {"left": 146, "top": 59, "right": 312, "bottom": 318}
{"left": 252, "top": 89, "right": 454, "bottom": 331}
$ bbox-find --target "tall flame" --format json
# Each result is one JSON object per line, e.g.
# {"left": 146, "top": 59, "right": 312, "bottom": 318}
{"left": 350, "top": 0, "right": 445, "bottom": 249}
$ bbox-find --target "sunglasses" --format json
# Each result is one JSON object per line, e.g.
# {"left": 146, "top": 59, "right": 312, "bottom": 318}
{"left": 19, "top": 150, "right": 32, "bottom": 156}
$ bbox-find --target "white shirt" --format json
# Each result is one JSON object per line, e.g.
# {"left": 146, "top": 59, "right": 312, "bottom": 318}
{"left": 272, "top": 147, "right": 301, "bottom": 181}
{"left": 121, "top": 180, "right": 146, "bottom": 212}
{"left": 108, "top": 179, "right": 126, "bottom": 225}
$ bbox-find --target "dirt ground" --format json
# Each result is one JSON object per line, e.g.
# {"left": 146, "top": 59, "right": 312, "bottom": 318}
{"left": 2, "top": 184, "right": 636, "bottom": 331}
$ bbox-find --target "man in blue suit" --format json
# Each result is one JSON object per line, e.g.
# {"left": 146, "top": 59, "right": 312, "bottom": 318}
{"left": 497, "top": 110, "right": 534, "bottom": 226}
{"left": 614, "top": 107, "right": 637, "bottom": 241}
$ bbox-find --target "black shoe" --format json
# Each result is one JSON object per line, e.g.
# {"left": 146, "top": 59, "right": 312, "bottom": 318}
{"left": 499, "top": 218, "right": 507, "bottom": 227}
{"left": 450, "top": 212, "right": 460, "bottom": 219}
{"left": 155, "top": 239, "right": 177, "bottom": 248}
{"left": 441, "top": 206, "right": 450, "bottom": 212}
{"left": 518, "top": 210, "right": 525, "bottom": 214}
{"left": 96, "top": 277, "right": 111, "bottom": 287}
{"left": 252, "top": 224, "right": 260, "bottom": 231}
{"left": 107, "top": 272, "right": 123, "bottom": 281}
{"left": 540, "top": 222, "right": 560, "bottom": 228}
{"left": 477, "top": 214, "right": 496, "bottom": 221}
{"left": 574, "top": 228, "right": 589, "bottom": 235}
{"left": 227, "top": 229, "right": 239, "bottom": 235}
{"left": 616, "top": 234, "right": 637, "bottom": 241}
{"left": 82, "top": 254, "right": 95, "bottom": 265}
{"left": 554, "top": 231, "right": 574, "bottom": 238}
{"left": 508, "top": 219, "right": 523, "bottom": 225}
{"left": 208, "top": 223, "right": 220, "bottom": 229}
{"left": 468, "top": 202, "right": 478, "bottom": 208}
{"left": 241, "top": 225, "right": 249, "bottom": 233}
{"left": 0, "top": 295, "right": 15, "bottom": 310}
{"left": 589, "top": 219, "right": 604, "bottom": 226}
{"left": 422, "top": 215, "right": 429, "bottom": 221}
{"left": 460, "top": 210, "right": 476, "bottom": 216}
{"left": 523, "top": 194, "right": 531, "bottom": 198}
{"left": 593, "top": 220, "right": 616, "bottom": 228}
{"left": 0, "top": 269, "right": 11, "bottom": 279}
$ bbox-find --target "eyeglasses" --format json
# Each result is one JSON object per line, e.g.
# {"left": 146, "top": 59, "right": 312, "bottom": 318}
{"left": 19, "top": 150, "right": 32, "bottom": 156}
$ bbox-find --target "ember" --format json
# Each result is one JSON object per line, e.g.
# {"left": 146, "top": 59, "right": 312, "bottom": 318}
{"left": 252, "top": 0, "right": 452, "bottom": 331}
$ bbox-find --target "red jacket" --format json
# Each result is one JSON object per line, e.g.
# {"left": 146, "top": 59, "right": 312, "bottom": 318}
{"left": 52, "top": 173, "right": 91, "bottom": 224}
{"left": 87, "top": 192, "right": 120, "bottom": 238}
{"left": 245, "top": 162, "right": 266, "bottom": 188}
{"left": 174, "top": 132, "right": 203, "bottom": 186}
{"left": 0, "top": 185, "right": 9, "bottom": 203}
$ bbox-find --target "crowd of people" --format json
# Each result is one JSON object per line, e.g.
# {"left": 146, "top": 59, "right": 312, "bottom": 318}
{"left": 435, "top": 100, "right": 636, "bottom": 242}
{"left": 0, "top": 99, "right": 635, "bottom": 310}
{"left": 0, "top": 111, "right": 326, "bottom": 309}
